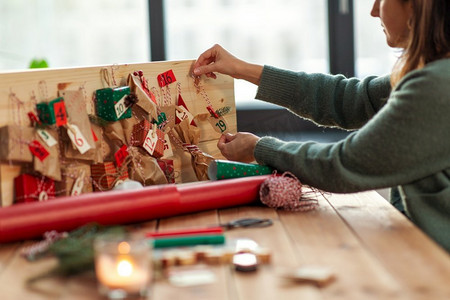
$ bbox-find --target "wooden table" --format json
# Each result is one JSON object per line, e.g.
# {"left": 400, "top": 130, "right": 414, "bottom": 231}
{"left": 1, "top": 190, "right": 449, "bottom": 300}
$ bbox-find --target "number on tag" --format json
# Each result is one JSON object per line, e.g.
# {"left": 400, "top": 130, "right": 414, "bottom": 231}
{"left": 143, "top": 130, "right": 158, "bottom": 155}
{"left": 29, "top": 140, "right": 50, "bottom": 161}
{"left": 67, "top": 124, "right": 92, "bottom": 154}
{"left": 162, "top": 134, "right": 174, "bottom": 158}
{"left": 157, "top": 70, "right": 177, "bottom": 87}
{"left": 208, "top": 116, "right": 229, "bottom": 134}
{"left": 53, "top": 100, "right": 68, "bottom": 127}
{"left": 114, "top": 95, "right": 128, "bottom": 118}
{"left": 37, "top": 129, "right": 57, "bottom": 147}
{"left": 71, "top": 170, "right": 85, "bottom": 196}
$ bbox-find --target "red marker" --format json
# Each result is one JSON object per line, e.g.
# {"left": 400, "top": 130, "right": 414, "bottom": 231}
{"left": 146, "top": 227, "right": 224, "bottom": 238}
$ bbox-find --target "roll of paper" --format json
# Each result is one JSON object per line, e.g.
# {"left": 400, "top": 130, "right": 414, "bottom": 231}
{"left": 208, "top": 160, "right": 273, "bottom": 180}
{"left": 0, "top": 175, "right": 270, "bottom": 243}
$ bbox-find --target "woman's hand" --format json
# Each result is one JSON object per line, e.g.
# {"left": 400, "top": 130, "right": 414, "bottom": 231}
{"left": 193, "top": 44, "right": 263, "bottom": 85}
{"left": 217, "top": 132, "right": 260, "bottom": 163}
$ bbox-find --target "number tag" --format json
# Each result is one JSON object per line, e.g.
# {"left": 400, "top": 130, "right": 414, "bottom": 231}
{"left": 37, "top": 129, "right": 57, "bottom": 147}
{"left": 157, "top": 70, "right": 177, "bottom": 87}
{"left": 71, "top": 170, "right": 85, "bottom": 196}
{"left": 162, "top": 133, "right": 174, "bottom": 158}
{"left": 67, "top": 124, "right": 92, "bottom": 154}
{"left": 115, "top": 145, "right": 129, "bottom": 167}
{"left": 209, "top": 116, "right": 229, "bottom": 134}
{"left": 176, "top": 106, "right": 194, "bottom": 124}
{"left": 29, "top": 140, "right": 50, "bottom": 161}
{"left": 143, "top": 128, "right": 158, "bottom": 156}
{"left": 114, "top": 95, "right": 128, "bottom": 118}
{"left": 53, "top": 100, "right": 68, "bottom": 127}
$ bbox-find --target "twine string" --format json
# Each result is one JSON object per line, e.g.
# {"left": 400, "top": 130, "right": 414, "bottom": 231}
{"left": 21, "top": 230, "right": 68, "bottom": 261}
{"left": 95, "top": 157, "right": 132, "bottom": 191}
{"left": 259, "top": 172, "right": 319, "bottom": 212}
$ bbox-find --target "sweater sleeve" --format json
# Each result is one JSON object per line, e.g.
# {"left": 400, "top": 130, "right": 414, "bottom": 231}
{"left": 254, "top": 63, "right": 450, "bottom": 193}
{"left": 255, "top": 65, "right": 392, "bottom": 130}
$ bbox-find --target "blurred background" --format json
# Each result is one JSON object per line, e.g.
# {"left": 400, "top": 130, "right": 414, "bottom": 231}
{"left": 0, "top": 0, "right": 397, "bottom": 99}
{"left": 0, "top": 0, "right": 398, "bottom": 198}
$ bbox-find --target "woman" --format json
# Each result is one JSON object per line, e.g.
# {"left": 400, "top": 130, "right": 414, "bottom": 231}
{"left": 193, "top": 0, "right": 450, "bottom": 251}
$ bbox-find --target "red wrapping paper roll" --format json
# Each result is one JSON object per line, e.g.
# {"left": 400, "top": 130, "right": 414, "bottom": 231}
{"left": 178, "top": 175, "right": 270, "bottom": 213}
{"left": 0, "top": 176, "right": 269, "bottom": 243}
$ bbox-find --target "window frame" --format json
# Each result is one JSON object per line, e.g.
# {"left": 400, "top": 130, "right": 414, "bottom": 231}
{"left": 148, "top": 0, "right": 355, "bottom": 135}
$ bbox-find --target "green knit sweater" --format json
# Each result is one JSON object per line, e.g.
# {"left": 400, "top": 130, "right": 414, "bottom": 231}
{"left": 254, "top": 59, "right": 450, "bottom": 252}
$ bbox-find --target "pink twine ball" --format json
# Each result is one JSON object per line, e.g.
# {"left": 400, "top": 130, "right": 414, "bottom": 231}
{"left": 259, "top": 172, "right": 317, "bottom": 212}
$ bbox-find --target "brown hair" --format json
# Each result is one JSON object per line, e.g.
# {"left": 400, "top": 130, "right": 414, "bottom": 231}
{"left": 391, "top": 0, "right": 450, "bottom": 87}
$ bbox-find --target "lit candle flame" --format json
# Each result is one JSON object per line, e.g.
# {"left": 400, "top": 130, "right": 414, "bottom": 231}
{"left": 117, "top": 259, "right": 133, "bottom": 277}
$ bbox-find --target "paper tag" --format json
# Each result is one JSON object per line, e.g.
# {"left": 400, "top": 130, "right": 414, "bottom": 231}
{"left": 71, "top": 170, "right": 85, "bottom": 196}
{"left": 53, "top": 100, "right": 68, "bottom": 127}
{"left": 37, "top": 129, "right": 57, "bottom": 147}
{"left": 208, "top": 116, "right": 229, "bottom": 134}
{"left": 162, "top": 133, "right": 174, "bottom": 158}
{"left": 115, "top": 145, "right": 129, "bottom": 167}
{"left": 29, "top": 140, "right": 50, "bottom": 161}
{"left": 114, "top": 95, "right": 128, "bottom": 118}
{"left": 67, "top": 124, "right": 92, "bottom": 154}
{"left": 143, "top": 128, "right": 158, "bottom": 156}
{"left": 28, "top": 111, "right": 41, "bottom": 125}
{"left": 176, "top": 106, "right": 194, "bottom": 124}
{"left": 39, "top": 191, "right": 49, "bottom": 201}
{"left": 157, "top": 69, "right": 177, "bottom": 87}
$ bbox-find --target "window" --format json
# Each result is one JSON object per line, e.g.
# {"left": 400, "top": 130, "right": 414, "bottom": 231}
{"left": 0, "top": 0, "right": 149, "bottom": 70}
{"left": 164, "top": 0, "right": 328, "bottom": 103}
{"left": 354, "top": 0, "right": 398, "bottom": 78}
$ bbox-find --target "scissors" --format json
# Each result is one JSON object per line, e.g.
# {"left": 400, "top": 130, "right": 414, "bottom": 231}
{"left": 219, "top": 218, "right": 273, "bottom": 230}
{"left": 146, "top": 218, "right": 273, "bottom": 238}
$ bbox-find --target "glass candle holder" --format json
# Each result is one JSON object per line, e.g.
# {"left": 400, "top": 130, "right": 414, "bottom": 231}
{"left": 94, "top": 234, "right": 152, "bottom": 299}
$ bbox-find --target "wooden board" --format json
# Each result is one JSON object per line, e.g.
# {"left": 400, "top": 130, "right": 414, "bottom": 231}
{"left": 0, "top": 60, "right": 236, "bottom": 204}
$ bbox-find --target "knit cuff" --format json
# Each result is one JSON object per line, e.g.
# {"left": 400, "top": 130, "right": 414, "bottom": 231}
{"left": 254, "top": 136, "right": 284, "bottom": 166}
{"left": 255, "top": 65, "right": 299, "bottom": 108}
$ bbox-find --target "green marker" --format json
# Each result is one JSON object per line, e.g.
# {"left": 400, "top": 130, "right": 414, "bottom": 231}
{"left": 151, "top": 234, "right": 225, "bottom": 249}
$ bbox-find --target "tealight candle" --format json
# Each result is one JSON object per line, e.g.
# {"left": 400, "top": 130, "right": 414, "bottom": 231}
{"left": 94, "top": 235, "right": 152, "bottom": 299}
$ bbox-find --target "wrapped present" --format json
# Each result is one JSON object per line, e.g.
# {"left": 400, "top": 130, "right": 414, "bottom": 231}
{"left": 128, "top": 147, "right": 167, "bottom": 185}
{"left": 131, "top": 120, "right": 165, "bottom": 158}
{"left": 128, "top": 72, "right": 158, "bottom": 120}
{"left": 0, "top": 125, "right": 34, "bottom": 163}
{"left": 56, "top": 162, "right": 93, "bottom": 196}
{"left": 14, "top": 173, "right": 55, "bottom": 203}
{"left": 59, "top": 90, "right": 96, "bottom": 160}
{"left": 95, "top": 86, "right": 133, "bottom": 121}
{"left": 103, "top": 122, "right": 127, "bottom": 162}
{"left": 143, "top": 124, "right": 165, "bottom": 158}
{"left": 36, "top": 97, "right": 67, "bottom": 126}
{"left": 91, "top": 161, "right": 129, "bottom": 191}
{"left": 91, "top": 124, "right": 108, "bottom": 163}
{"left": 33, "top": 128, "right": 62, "bottom": 181}
{"left": 120, "top": 115, "right": 141, "bottom": 146}
{"left": 172, "top": 118, "right": 213, "bottom": 181}
{"left": 130, "top": 119, "right": 151, "bottom": 147}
